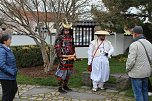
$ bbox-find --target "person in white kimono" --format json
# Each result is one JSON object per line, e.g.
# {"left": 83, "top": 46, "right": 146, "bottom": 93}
{"left": 88, "top": 30, "right": 114, "bottom": 91}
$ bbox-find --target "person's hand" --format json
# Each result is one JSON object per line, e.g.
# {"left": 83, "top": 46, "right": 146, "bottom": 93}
{"left": 105, "top": 53, "right": 112, "bottom": 59}
{"left": 87, "top": 65, "right": 92, "bottom": 72}
{"left": 126, "top": 68, "right": 131, "bottom": 72}
{"left": 108, "top": 54, "right": 112, "bottom": 59}
{"left": 62, "top": 55, "right": 75, "bottom": 60}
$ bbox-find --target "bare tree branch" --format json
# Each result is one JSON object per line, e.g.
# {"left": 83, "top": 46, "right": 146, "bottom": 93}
{"left": 0, "top": 0, "right": 90, "bottom": 72}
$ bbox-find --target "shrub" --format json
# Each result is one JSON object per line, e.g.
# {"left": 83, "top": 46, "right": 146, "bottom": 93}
{"left": 11, "top": 45, "right": 43, "bottom": 68}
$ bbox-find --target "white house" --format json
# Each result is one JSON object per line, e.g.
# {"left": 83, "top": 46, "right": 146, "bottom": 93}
{"left": 11, "top": 33, "right": 133, "bottom": 58}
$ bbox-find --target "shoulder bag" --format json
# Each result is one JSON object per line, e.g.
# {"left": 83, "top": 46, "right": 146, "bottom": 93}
{"left": 138, "top": 40, "right": 151, "bottom": 65}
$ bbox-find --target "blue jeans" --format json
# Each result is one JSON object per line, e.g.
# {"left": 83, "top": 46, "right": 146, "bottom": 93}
{"left": 131, "top": 77, "right": 148, "bottom": 101}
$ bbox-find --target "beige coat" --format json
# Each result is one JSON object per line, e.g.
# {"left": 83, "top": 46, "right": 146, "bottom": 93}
{"left": 126, "top": 39, "right": 152, "bottom": 78}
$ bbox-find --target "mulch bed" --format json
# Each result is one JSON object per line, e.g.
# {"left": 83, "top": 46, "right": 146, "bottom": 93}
{"left": 18, "top": 65, "right": 58, "bottom": 78}
{"left": 19, "top": 64, "right": 78, "bottom": 78}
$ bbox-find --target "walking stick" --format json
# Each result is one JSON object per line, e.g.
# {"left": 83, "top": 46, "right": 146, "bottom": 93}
{"left": 17, "top": 86, "right": 20, "bottom": 99}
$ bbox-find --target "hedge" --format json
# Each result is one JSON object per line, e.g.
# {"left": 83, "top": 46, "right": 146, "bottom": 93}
{"left": 11, "top": 45, "right": 43, "bottom": 68}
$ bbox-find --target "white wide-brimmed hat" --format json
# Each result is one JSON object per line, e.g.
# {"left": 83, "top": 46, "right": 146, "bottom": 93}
{"left": 94, "top": 30, "right": 110, "bottom": 35}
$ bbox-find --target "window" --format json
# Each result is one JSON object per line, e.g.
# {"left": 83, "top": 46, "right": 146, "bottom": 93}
{"left": 73, "top": 26, "right": 94, "bottom": 47}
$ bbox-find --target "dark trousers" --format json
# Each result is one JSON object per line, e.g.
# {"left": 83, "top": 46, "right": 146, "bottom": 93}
{"left": 0, "top": 80, "right": 18, "bottom": 101}
{"left": 58, "top": 76, "right": 69, "bottom": 87}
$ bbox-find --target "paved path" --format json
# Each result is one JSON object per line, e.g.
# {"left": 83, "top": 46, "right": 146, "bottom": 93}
{"left": 0, "top": 84, "right": 134, "bottom": 101}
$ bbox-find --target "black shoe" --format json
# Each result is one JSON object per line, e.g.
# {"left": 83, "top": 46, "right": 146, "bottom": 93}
{"left": 63, "top": 86, "right": 72, "bottom": 91}
{"left": 58, "top": 87, "right": 67, "bottom": 93}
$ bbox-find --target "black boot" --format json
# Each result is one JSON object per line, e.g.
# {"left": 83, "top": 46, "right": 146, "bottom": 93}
{"left": 63, "top": 79, "right": 72, "bottom": 91}
{"left": 63, "top": 86, "right": 72, "bottom": 91}
{"left": 58, "top": 81, "right": 67, "bottom": 93}
{"left": 58, "top": 87, "right": 67, "bottom": 93}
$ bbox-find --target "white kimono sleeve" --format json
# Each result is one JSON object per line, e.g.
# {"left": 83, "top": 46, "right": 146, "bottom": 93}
{"left": 108, "top": 42, "right": 114, "bottom": 58}
{"left": 88, "top": 43, "right": 94, "bottom": 65}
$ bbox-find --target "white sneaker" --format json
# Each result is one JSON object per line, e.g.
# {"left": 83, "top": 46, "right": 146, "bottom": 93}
{"left": 148, "top": 92, "right": 152, "bottom": 96}
{"left": 92, "top": 88, "right": 97, "bottom": 92}
{"left": 99, "top": 87, "right": 105, "bottom": 90}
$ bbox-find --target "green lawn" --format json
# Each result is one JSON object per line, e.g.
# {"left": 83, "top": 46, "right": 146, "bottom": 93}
{"left": 17, "top": 56, "right": 126, "bottom": 87}
{"left": 16, "top": 54, "right": 152, "bottom": 100}
{"left": 16, "top": 54, "right": 129, "bottom": 91}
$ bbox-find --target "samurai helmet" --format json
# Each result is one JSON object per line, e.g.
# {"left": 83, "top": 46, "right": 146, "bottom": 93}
{"left": 62, "top": 18, "right": 72, "bottom": 29}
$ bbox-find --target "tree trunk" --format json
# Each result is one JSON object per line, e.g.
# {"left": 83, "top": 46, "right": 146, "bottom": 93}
{"left": 40, "top": 45, "right": 50, "bottom": 73}
{"left": 33, "top": 35, "right": 56, "bottom": 72}
{"left": 49, "top": 44, "right": 55, "bottom": 70}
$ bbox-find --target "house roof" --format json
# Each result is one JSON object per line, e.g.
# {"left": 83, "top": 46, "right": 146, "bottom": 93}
{"left": 20, "top": 11, "right": 65, "bottom": 22}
